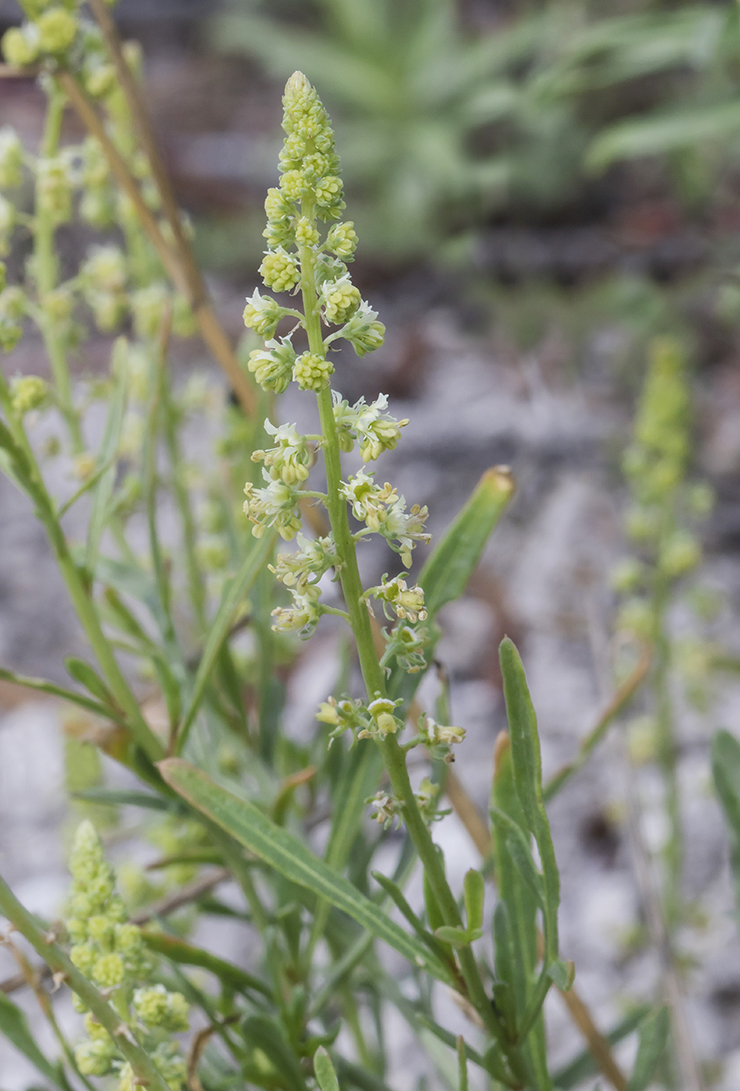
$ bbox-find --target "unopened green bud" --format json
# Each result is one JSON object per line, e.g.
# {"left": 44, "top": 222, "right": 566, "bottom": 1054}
{"left": 36, "top": 8, "right": 77, "bottom": 53}
{"left": 131, "top": 283, "right": 169, "bottom": 340}
{"left": 2, "top": 25, "right": 40, "bottom": 68}
{"left": 87, "top": 914, "right": 113, "bottom": 945}
{"left": 326, "top": 221, "right": 358, "bottom": 258}
{"left": 70, "top": 944, "right": 97, "bottom": 975}
{"left": 133, "top": 984, "right": 169, "bottom": 1027}
{"left": 11, "top": 375, "right": 47, "bottom": 414}
{"left": 293, "top": 351, "right": 333, "bottom": 392}
{"left": 659, "top": 531, "right": 701, "bottom": 578}
{"left": 295, "top": 215, "right": 319, "bottom": 247}
{"left": 85, "top": 62, "right": 116, "bottom": 98}
{"left": 92, "top": 952, "right": 125, "bottom": 988}
{"left": 75, "top": 1038, "right": 116, "bottom": 1076}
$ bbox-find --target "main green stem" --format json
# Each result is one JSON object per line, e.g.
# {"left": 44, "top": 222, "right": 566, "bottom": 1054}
{"left": 297, "top": 208, "right": 521, "bottom": 1076}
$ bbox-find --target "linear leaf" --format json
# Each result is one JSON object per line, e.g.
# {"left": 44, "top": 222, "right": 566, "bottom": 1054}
{"left": 0, "top": 991, "right": 63, "bottom": 1085}
{"left": 314, "top": 1048, "right": 340, "bottom": 1091}
{"left": 177, "top": 533, "right": 275, "bottom": 750}
{"left": 86, "top": 338, "right": 128, "bottom": 570}
{"left": 419, "top": 467, "right": 514, "bottom": 619}
{"left": 71, "top": 788, "right": 176, "bottom": 811}
{"left": 499, "top": 637, "right": 560, "bottom": 962}
{"left": 159, "top": 759, "right": 454, "bottom": 985}
{"left": 712, "top": 730, "right": 740, "bottom": 921}
{"left": 626, "top": 1007, "right": 670, "bottom": 1091}
{"left": 0, "top": 666, "right": 121, "bottom": 722}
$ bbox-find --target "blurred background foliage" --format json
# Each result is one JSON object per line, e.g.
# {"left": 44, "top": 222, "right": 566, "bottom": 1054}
{"left": 208, "top": 0, "right": 740, "bottom": 262}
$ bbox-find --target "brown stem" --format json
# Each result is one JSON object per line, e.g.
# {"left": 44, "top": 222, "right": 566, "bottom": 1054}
{"left": 57, "top": 70, "right": 257, "bottom": 418}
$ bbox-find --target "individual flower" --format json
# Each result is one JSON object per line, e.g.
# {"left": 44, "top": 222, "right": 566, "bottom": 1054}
{"left": 247, "top": 338, "right": 296, "bottom": 395}
{"left": 315, "top": 694, "right": 369, "bottom": 743}
{"left": 365, "top": 574, "right": 427, "bottom": 623}
{"left": 242, "top": 288, "right": 287, "bottom": 339}
{"left": 270, "top": 533, "right": 337, "bottom": 592}
{"left": 360, "top": 696, "right": 403, "bottom": 740}
{"left": 320, "top": 275, "right": 361, "bottom": 325}
{"left": 243, "top": 471, "right": 302, "bottom": 540}
{"left": 252, "top": 420, "right": 311, "bottom": 486}
{"left": 325, "top": 221, "right": 358, "bottom": 259}
{"left": 335, "top": 301, "right": 385, "bottom": 357}
{"left": 418, "top": 715, "right": 466, "bottom": 750}
{"left": 271, "top": 583, "right": 323, "bottom": 637}
{"left": 367, "top": 790, "right": 400, "bottom": 829}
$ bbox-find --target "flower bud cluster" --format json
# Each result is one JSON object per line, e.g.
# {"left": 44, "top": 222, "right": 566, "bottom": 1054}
{"left": 333, "top": 392, "right": 408, "bottom": 461}
{"left": 80, "top": 244, "right": 128, "bottom": 333}
{"left": 416, "top": 714, "right": 465, "bottom": 763}
{"left": 66, "top": 822, "right": 189, "bottom": 1089}
{"left": 270, "top": 582, "right": 323, "bottom": 637}
{"left": 341, "top": 471, "right": 430, "bottom": 567}
{"left": 0, "top": 284, "right": 25, "bottom": 351}
{"left": 615, "top": 337, "right": 711, "bottom": 641}
{"left": 316, "top": 695, "right": 370, "bottom": 744}
{"left": 379, "top": 622, "right": 428, "bottom": 675}
{"left": 247, "top": 339, "right": 296, "bottom": 395}
{"left": 10, "top": 374, "right": 47, "bottom": 415}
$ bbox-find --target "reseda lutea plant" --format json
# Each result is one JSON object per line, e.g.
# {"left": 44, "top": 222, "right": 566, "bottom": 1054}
{"left": 0, "top": 46, "right": 674, "bottom": 1091}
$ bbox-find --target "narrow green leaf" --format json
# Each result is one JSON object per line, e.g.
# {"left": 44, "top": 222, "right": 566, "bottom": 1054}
{"left": 713, "top": 729, "right": 740, "bottom": 921}
{"left": 71, "top": 788, "right": 175, "bottom": 811}
{"left": 65, "top": 656, "right": 116, "bottom": 709}
{"left": 314, "top": 1047, "right": 340, "bottom": 1091}
{"left": 419, "top": 467, "right": 514, "bottom": 619}
{"left": 491, "top": 732, "right": 548, "bottom": 1086}
{"left": 0, "top": 666, "right": 121, "bottom": 722}
{"left": 499, "top": 638, "right": 560, "bottom": 962}
{"left": 463, "top": 868, "right": 485, "bottom": 934}
{"left": 490, "top": 807, "right": 544, "bottom": 908}
{"left": 159, "top": 759, "right": 455, "bottom": 985}
{"left": 177, "top": 533, "right": 275, "bottom": 751}
{"left": 626, "top": 1007, "right": 670, "bottom": 1091}
{"left": 86, "top": 338, "right": 128, "bottom": 570}
{"left": 371, "top": 870, "right": 435, "bottom": 948}
{"left": 0, "top": 992, "right": 62, "bottom": 1085}
{"left": 143, "top": 932, "right": 272, "bottom": 998}
{"left": 456, "top": 1037, "right": 468, "bottom": 1091}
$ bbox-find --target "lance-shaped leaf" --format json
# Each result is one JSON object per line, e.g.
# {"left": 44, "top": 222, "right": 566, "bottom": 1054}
{"left": 314, "top": 1047, "right": 340, "bottom": 1091}
{"left": 499, "top": 637, "right": 560, "bottom": 963}
{"left": 159, "top": 759, "right": 455, "bottom": 985}
{"left": 0, "top": 992, "right": 65, "bottom": 1087}
{"left": 712, "top": 729, "right": 740, "bottom": 920}
{"left": 626, "top": 1007, "right": 669, "bottom": 1091}
{"left": 419, "top": 466, "right": 514, "bottom": 620}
